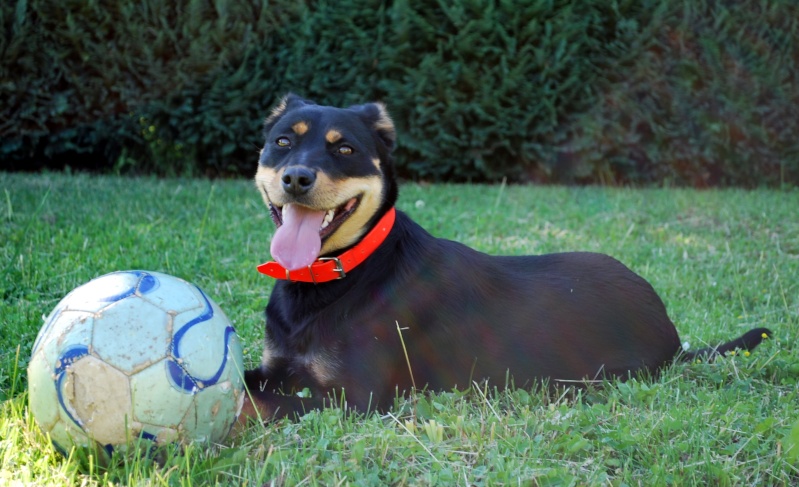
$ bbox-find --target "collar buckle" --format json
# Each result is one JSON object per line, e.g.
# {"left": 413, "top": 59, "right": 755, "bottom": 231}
{"left": 316, "top": 257, "right": 346, "bottom": 280}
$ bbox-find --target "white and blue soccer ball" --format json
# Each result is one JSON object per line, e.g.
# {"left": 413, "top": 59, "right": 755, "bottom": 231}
{"left": 27, "top": 270, "right": 245, "bottom": 456}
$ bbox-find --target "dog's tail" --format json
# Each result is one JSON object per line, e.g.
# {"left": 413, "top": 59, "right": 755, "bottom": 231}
{"left": 681, "top": 327, "right": 773, "bottom": 362}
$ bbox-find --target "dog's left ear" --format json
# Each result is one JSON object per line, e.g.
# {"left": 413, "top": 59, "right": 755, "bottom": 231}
{"left": 264, "top": 93, "right": 311, "bottom": 134}
{"left": 351, "top": 102, "right": 396, "bottom": 152}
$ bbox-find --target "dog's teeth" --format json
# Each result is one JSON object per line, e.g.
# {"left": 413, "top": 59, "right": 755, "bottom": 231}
{"left": 320, "top": 210, "right": 335, "bottom": 230}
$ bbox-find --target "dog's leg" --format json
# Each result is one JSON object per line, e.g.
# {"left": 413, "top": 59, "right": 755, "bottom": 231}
{"left": 240, "top": 388, "right": 322, "bottom": 421}
{"left": 233, "top": 389, "right": 323, "bottom": 436}
{"left": 237, "top": 367, "right": 326, "bottom": 426}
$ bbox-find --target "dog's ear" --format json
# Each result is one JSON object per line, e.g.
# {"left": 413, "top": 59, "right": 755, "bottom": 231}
{"left": 263, "top": 93, "right": 310, "bottom": 134}
{"left": 350, "top": 102, "right": 396, "bottom": 152}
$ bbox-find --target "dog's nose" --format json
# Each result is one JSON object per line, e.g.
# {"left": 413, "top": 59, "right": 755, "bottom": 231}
{"left": 281, "top": 166, "right": 316, "bottom": 195}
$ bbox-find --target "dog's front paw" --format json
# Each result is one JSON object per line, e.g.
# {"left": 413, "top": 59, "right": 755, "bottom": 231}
{"left": 231, "top": 393, "right": 264, "bottom": 436}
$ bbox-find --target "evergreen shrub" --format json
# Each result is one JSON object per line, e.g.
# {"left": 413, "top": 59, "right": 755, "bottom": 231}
{"left": 555, "top": 0, "right": 799, "bottom": 186}
{"left": 378, "top": 0, "right": 646, "bottom": 181}
{"left": 1, "top": 0, "right": 797, "bottom": 186}
{"left": 0, "top": 0, "right": 288, "bottom": 176}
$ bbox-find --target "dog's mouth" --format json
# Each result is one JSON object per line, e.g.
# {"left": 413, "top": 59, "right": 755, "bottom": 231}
{"left": 268, "top": 197, "right": 360, "bottom": 270}
{"left": 270, "top": 197, "right": 360, "bottom": 240}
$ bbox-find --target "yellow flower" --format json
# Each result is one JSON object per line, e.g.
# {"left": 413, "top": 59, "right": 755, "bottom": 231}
{"left": 761, "top": 332, "right": 769, "bottom": 339}
{"left": 729, "top": 350, "right": 737, "bottom": 357}
{"left": 744, "top": 351, "right": 751, "bottom": 357}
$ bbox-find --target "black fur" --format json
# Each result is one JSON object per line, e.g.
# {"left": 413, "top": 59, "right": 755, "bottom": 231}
{"left": 243, "top": 97, "right": 772, "bottom": 421}
{"left": 682, "top": 327, "right": 772, "bottom": 361}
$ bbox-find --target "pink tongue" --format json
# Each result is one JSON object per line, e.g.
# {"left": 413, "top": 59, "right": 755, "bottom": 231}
{"left": 270, "top": 204, "right": 326, "bottom": 271}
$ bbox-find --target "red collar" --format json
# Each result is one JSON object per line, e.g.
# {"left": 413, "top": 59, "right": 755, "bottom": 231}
{"left": 257, "top": 207, "right": 396, "bottom": 283}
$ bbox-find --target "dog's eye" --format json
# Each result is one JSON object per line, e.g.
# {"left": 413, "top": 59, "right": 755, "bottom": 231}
{"left": 338, "top": 145, "right": 354, "bottom": 155}
{"left": 276, "top": 137, "right": 291, "bottom": 148}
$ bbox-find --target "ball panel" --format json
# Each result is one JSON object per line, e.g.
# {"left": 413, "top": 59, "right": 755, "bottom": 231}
{"left": 219, "top": 331, "right": 245, "bottom": 402}
{"left": 169, "top": 287, "right": 240, "bottom": 392}
{"left": 56, "top": 271, "right": 149, "bottom": 313}
{"left": 31, "top": 308, "right": 60, "bottom": 356}
{"left": 32, "top": 310, "right": 94, "bottom": 358}
{"left": 27, "top": 350, "right": 60, "bottom": 432}
{"left": 138, "top": 272, "right": 204, "bottom": 314}
{"left": 226, "top": 330, "right": 245, "bottom": 384}
{"left": 92, "top": 298, "right": 171, "bottom": 374}
{"left": 180, "top": 380, "right": 244, "bottom": 443}
{"left": 62, "top": 355, "right": 133, "bottom": 446}
{"left": 138, "top": 422, "right": 179, "bottom": 445}
{"left": 165, "top": 357, "right": 201, "bottom": 393}
{"left": 53, "top": 345, "right": 91, "bottom": 430}
{"left": 48, "top": 417, "right": 92, "bottom": 453}
{"left": 130, "top": 359, "right": 196, "bottom": 428}
{"left": 171, "top": 299, "right": 238, "bottom": 385}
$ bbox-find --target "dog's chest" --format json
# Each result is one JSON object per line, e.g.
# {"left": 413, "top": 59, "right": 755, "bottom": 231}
{"left": 262, "top": 335, "right": 341, "bottom": 387}
{"left": 298, "top": 348, "right": 341, "bottom": 387}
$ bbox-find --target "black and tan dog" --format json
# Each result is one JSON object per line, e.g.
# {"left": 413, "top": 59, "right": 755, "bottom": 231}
{"left": 242, "top": 94, "right": 771, "bottom": 421}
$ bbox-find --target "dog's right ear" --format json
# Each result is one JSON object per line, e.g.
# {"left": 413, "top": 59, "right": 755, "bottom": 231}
{"left": 350, "top": 102, "right": 397, "bottom": 152}
{"left": 263, "top": 94, "right": 310, "bottom": 134}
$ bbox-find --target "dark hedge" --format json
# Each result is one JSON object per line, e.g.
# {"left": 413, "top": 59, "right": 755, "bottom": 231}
{"left": 1, "top": 0, "right": 797, "bottom": 186}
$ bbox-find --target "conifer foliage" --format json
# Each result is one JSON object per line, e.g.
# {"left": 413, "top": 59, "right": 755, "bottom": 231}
{"left": 1, "top": 0, "right": 797, "bottom": 185}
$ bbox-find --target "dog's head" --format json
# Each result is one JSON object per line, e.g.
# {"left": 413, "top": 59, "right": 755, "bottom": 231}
{"left": 255, "top": 94, "right": 398, "bottom": 270}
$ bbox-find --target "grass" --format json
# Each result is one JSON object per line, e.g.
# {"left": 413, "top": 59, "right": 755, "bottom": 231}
{"left": 1, "top": 172, "right": 798, "bottom": 485}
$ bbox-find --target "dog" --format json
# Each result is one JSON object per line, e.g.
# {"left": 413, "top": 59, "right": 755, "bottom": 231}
{"left": 241, "top": 94, "right": 771, "bottom": 422}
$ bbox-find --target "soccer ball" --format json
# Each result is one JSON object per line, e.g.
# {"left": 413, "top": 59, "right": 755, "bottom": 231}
{"left": 27, "top": 270, "right": 245, "bottom": 456}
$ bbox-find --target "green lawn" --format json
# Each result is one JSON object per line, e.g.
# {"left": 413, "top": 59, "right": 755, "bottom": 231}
{"left": 1, "top": 172, "right": 798, "bottom": 485}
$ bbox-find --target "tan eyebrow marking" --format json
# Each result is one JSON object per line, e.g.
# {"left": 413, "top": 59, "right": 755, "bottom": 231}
{"left": 325, "top": 129, "right": 342, "bottom": 143}
{"left": 292, "top": 121, "right": 309, "bottom": 135}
